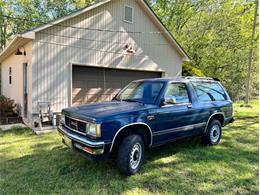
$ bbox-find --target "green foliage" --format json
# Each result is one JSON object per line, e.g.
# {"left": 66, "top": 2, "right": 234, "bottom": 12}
{"left": 0, "top": 95, "right": 17, "bottom": 117}
{"left": 182, "top": 62, "right": 205, "bottom": 77}
{"left": 152, "top": 0, "right": 259, "bottom": 100}
{"left": 0, "top": 101, "right": 258, "bottom": 194}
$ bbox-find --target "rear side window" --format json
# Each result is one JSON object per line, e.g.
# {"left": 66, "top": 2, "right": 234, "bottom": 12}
{"left": 192, "top": 82, "right": 227, "bottom": 102}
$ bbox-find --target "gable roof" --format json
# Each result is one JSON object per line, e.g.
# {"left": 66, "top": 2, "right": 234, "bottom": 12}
{"left": 0, "top": 0, "right": 189, "bottom": 63}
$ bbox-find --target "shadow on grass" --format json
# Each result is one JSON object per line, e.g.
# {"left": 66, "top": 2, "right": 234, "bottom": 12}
{"left": 1, "top": 131, "right": 258, "bottom": 194}
{"left": 0, "top": 113, "right": 258, "bottom": 194}
{"left": 235, "top": 116, "right": 258, "bottom": 120}
{"left": 0, "top": 127, "right": 34, "bottom": 136}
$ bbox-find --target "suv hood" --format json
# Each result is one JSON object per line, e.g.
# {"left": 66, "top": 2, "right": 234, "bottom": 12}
{"left": 63, "top": 101, "right": 156, "bottom": 121}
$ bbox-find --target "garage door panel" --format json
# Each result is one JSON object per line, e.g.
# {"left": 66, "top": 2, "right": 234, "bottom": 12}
{"left": 85, "top": 81, "right": 102, "bottom": 89}
{"left": 72, "top": 80, "right": 84, "bottom": 88}
{"left": 86, "top": 95, "right": 98, "bottom": 103}
{"left": 72, "top": 88, "right": 82, "bottom": 96}
{"left": 99, "top": 94, "right": 111, "bottom": 102}
{"left": 72, "top": 66, "right": 161, "bottom": 106}
{"left": 103, "top": 88, "right": 121, "bottom": 94}
{"left": 73, "top": 67, "right": 103, "bottom": 78}
{"left": 72, "top": 90, "right": 85, "bottom": 105}
{"left": 106, "top": 81, "right": 123, "bottom": 89}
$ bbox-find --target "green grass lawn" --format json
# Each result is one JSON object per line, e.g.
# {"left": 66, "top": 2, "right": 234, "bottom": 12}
{"left": 0, "top": 101, "right": 258, "bottom": 194}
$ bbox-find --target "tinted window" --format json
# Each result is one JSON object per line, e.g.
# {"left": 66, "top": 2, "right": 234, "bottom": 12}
{"left": 192, "top": 82, "right": 227, "bottom": 101}
{"left": 164, "top": 83, "right": 190, "bottom": 104}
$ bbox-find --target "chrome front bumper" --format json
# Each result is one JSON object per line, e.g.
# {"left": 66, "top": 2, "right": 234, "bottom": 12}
{"left": 57, "top": 125, "right": 105, "bottom": 155}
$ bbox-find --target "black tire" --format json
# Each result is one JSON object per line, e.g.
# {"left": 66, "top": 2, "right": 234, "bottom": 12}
{"left": 117, "top": 134, "right": 144, "bottom": 176}
{"left": 202, "top": 119, "right": 222, "bottom": 145}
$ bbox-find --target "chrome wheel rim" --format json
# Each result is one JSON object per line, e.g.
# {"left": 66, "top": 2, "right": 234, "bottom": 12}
{"left": 130, "top": 143, "right": 142, "bottom": 170}
{"left": 210, "top": 124, "right": 220, "bottom": 143}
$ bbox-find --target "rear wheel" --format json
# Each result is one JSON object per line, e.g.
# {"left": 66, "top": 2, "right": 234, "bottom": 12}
{"left": 117, "top": 134, "right": 144, "bottom": 176}
{"left": 202, "top": 119, "right": 222, "bottom": 145}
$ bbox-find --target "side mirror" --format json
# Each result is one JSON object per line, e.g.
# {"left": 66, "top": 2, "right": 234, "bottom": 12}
{"left": 163, "top": 96, "right": 177, "bottom": 105}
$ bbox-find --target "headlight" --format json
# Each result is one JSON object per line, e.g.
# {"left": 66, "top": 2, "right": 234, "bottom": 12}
{"left": 60, "top": 114, "right": 65, "bottom": 124}
{"left": 86, "top": 123, "right": 101, "bottom": 137}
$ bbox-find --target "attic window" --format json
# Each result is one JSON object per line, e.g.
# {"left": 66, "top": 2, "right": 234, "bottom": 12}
{"left": 124, "top": 5, "right": 133, "bottom": 23}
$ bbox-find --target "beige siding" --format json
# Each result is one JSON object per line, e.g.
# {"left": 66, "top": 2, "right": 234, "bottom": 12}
{"left": 1, "top": 41, "right": 33, "bottom": 117}
{"left": 32, "top": 0, "right": 183, "bottom": 113}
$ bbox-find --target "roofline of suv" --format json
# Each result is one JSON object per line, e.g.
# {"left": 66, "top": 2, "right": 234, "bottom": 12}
{"left": 135, "top": 76, "right": 219, "bottom": 83}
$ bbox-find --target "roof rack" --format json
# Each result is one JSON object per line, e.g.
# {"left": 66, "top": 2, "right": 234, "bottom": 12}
{"left": 184, "top": 76, "right": 214, "bottom": 81}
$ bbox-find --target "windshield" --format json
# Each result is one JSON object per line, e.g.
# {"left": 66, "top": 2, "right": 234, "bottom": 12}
{"left": 114, "top": 81, "right": 165, "bottom": 104}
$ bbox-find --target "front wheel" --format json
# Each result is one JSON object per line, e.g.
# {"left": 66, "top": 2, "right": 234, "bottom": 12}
{"left": 117, "top": 134, "right": 144, "bottom": 176}
{"left": 202, "top": 119, "right": 222, "bottom": 145}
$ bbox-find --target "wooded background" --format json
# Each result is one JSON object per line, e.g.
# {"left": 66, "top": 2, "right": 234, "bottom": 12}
{"left": 0, "top": 0, "right": 258, "bottom": 101}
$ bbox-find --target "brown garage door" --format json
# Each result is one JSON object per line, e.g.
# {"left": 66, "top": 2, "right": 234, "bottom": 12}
{"left": 72, "top": 66, "right": 162, "bottom": 106}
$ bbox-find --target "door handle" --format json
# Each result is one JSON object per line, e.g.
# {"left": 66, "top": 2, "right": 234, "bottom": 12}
{"left": 187, "top": 104, "right": 193, "bottom": 109}
{"left": 147, "top": 115, "right": 155, "bottom": 121}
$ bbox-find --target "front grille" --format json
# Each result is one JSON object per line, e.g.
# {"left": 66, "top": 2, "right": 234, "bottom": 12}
{"left": 65, "top": 116, "right": 87, "bottom": 134}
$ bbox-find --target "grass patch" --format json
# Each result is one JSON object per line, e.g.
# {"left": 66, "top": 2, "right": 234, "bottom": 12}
{"left": 0, "top": 101, "right": 258, "bottom": 194}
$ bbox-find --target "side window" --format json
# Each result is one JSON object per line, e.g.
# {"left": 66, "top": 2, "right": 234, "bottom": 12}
{"left": 164, "top": 83, "right": 190, "bottom": 104}
{"left": 192, "top": 82, "right": 227, "bottom": 102}
{"left": 9, "top": 67, "right": 12, "bottom": 85}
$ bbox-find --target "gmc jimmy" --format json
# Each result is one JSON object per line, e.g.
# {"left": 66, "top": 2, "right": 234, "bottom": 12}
{"left": 58, "top": 77, "right": 233, "bottom": 175}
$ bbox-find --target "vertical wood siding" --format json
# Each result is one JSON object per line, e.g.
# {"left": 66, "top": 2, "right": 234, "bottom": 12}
{"left": 32, "top": 0, "right": 183, "bottom": 113}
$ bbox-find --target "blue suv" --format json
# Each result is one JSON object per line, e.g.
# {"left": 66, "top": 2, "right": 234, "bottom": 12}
{"left": 58, "top": 77, "right": 233, "bottom": 175}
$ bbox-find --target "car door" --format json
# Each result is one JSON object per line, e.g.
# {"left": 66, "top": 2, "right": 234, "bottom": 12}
{"left": 151, "top": 82, "right": 200, "bottom": 145}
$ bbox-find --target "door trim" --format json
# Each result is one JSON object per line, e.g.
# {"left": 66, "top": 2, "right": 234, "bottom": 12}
{"left": 153, "top": 122, "right": 206, "bottom": 136}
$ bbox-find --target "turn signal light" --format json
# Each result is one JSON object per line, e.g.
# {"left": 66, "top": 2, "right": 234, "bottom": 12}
{"left": 83, "top": 146, "right": 93, "bottom": 154}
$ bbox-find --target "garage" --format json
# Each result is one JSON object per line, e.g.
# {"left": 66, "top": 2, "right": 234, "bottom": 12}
{"left": 72, "top": 66, "right": 162, "bottom": 106}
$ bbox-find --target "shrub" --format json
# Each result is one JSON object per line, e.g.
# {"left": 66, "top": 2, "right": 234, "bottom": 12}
{"left": 0, "top": 95, "right": 17, "bottom": 117}
{"left": 182, "top": 62, "right": 205, "bottom": 77}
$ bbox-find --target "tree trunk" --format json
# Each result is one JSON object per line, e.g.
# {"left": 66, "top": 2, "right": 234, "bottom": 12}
{"left": 245, "top": 0, "right": 258, "bottom": 104}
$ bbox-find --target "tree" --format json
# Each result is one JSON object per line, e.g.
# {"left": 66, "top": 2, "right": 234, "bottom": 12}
{"left": 0, "top": 0, "right": 14, "bottom": 49}
{"left": 245, "top": 0, "right": 258, "bottom": 104}
{"left": 152, "top": 0, "right": 259, "bottom": 100}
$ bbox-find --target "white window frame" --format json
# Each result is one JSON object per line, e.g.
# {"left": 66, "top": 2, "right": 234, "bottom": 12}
{"left": 123, "top": 5, "right": 134, "bottom": 24}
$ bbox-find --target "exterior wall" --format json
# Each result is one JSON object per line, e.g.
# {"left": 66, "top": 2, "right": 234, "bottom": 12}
{"left": 32, "top": 0, "right": 183, "bottom": 113}
{"left": 1, "top": 41, "right": 33, "bottom": 118}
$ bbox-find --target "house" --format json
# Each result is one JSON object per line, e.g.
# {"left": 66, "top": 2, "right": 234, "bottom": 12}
{"left": 0, "top": 0, "right": 189, "bottom": 129}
